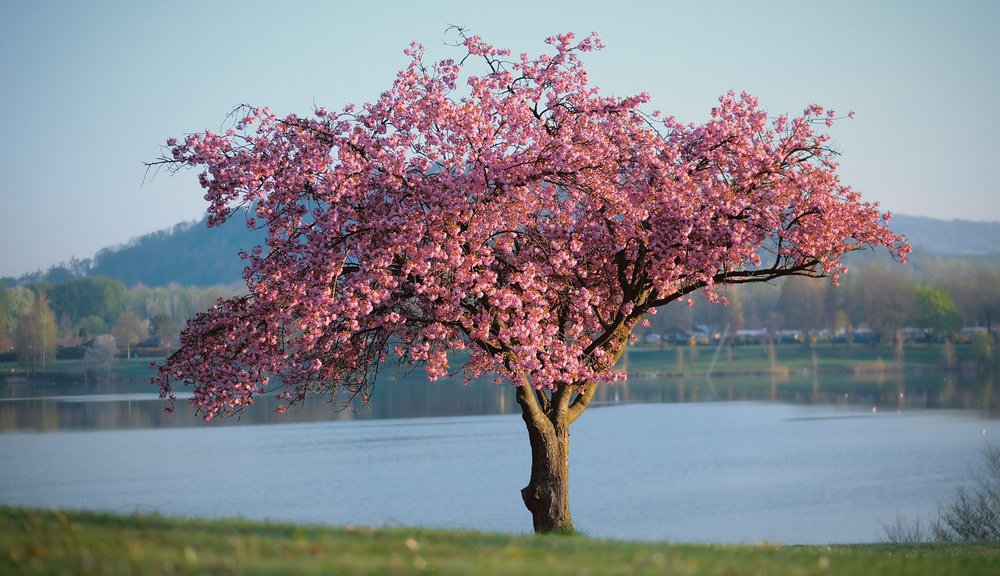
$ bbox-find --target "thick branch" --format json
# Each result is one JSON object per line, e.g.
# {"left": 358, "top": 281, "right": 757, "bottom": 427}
{"left": 567, "top": 381, "right": 598, "bottom": 425}
{"left": 569, "top": 315, "right": 638, "bottom": 423}
{"left": 648, "top": 259, "right": 821, "bottom": 308}
{"left": 516, "top": 381, "right": 551, "bottom": 433}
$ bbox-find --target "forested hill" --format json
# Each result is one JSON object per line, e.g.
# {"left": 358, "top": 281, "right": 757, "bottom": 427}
{"left": 6, "top": 213, "right": 999, "bottom": 288}
{"left": 890, "top": 214, "right": 1000, "bottom": 256}
{"left": 85, "top": 215, "right": 265, "bottom": 287}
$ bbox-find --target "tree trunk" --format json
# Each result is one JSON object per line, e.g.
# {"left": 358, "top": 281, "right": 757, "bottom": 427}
{"left": 512, "top": 318, "right": 638, "bottom": 533}
{"left": 515, "top": 381, "right": 578, "bottom": 533}
{"left": 520, "top": 411, "right": 572, "bottom": 533}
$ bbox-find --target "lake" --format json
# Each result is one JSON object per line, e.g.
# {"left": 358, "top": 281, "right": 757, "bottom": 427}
{"left": 1, "top": 370, "right": 997, "bottom": 544}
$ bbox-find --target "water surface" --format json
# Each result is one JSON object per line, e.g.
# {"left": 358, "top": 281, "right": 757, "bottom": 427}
{"left": 0, "top": 401, "right": 993, "bottom": 543}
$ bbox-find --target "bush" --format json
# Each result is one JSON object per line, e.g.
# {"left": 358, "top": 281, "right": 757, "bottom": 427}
{"left": 937, "top": 443, "right": 1000, "bottom": 541}
{"left": 970, "top": 331, "right": 994, "bottom": 367}
{"left": 882, "top": 514, "right": 934, "bottom": 544}
{"left": 885, "top": 443, "right": 1000, "bottom": 543}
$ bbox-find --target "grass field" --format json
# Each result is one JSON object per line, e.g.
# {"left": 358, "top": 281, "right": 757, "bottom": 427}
{"left": 623, "top": 340, "right": 987, "bottom": 376}
{"left": 1, "top": 507, "right": 998, "bottom": 575}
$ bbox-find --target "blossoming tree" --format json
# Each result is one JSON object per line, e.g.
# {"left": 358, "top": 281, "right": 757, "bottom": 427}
{"left": 152, "top": 31, "right": 908, "bottom": 533}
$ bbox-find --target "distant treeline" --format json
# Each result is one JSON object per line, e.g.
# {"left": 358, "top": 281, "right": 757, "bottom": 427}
{"left": 641, "top": 249, "right": 999, "bottom": 349}
{"left": 1, "top": 212, "right": 998, "bottom": 371}
{"left": 0, "top": 276, "right": 240, "bottom": 370}
{"left": 2, "top": 253, "right": 998, "bottom": 371}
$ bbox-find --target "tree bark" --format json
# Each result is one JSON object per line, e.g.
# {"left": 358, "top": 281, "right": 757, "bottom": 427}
{"left": 514, "top": 320, "right": 637, "bottom": 533}
{"left": 520, "top": 405, "right": 572, "bottom": 532}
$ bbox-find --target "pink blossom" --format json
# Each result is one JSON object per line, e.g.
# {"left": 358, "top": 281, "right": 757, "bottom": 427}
{"left": 152, "top": 31, "right": 908, "bottom": 421}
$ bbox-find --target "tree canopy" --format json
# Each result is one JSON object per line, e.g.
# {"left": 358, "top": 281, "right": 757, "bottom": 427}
{"left": 14, "top": 289, "right": 57, "bottom": 371}
{"left": 47, "top": 277, "right": 127, "bottom": 327}
{"left": 151, "top": 31, "right": 908, "bottom": 532}
{"left": 153, "top": 31, "right": 906, "bottom": 419}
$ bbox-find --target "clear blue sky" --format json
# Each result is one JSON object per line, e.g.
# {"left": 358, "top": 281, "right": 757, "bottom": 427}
{"left": 1, "top": 0, "right": 997, "bottom": 278}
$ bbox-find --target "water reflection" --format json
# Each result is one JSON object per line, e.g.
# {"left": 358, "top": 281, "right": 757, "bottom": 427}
{"left": 607, "top": 371, "right": 996, "bottom": 414}
{"left": 1, "top": 365, "right": 996, "bottom": 431}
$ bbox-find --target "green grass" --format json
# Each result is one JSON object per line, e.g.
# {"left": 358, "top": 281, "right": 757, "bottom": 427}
{"left": 2, "top": 507, "right": 998, "bottom": 575}
{"left": 623, "top": 341, "right": 984, "bottom": 376}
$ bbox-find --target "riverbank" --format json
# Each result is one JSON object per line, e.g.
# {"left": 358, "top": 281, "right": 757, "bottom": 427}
{"left": 622, "top": 341, "right": 995, "bottom": 378}
{"left": 3, "top": 341, "right": 994, "bottom": 384}
{"left": 2, "top": 507, "right": 997, "bottom": 576}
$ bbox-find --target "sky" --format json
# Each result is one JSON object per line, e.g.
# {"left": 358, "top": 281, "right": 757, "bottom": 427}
{"left": 1, "top": 0, "right": 998, "bottom": 278}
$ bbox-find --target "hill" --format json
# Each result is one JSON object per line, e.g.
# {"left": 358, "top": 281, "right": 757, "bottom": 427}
{"left": 5, "top": 213, "right": 998, "bottom": 288}
{"left": 890, "top": 214, "right": 1000, "bottom": 256}
{"left": 83, "top": 215, "right": 265, "bottom": 287}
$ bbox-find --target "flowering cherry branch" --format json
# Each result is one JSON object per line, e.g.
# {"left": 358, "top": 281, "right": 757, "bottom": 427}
{"left": 150, "top": 32, "right": 907, "bottom": 422}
